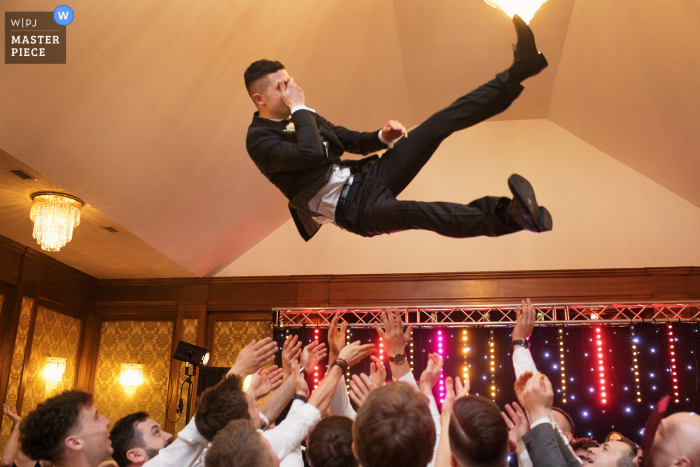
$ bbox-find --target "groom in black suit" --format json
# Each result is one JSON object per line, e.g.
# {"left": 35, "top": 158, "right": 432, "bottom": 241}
{"left": 245, "top": 15, "right": 553, "bottom": 242}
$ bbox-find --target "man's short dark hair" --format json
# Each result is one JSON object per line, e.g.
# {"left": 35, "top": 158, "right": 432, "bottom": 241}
{"left": 19, "top": 390, "right": 93, "bottom": 464}
{"left": 307, "top": 416, "right": 357, "bottom": 467}
{"left": 244, "top": 60, "right": 285, "bottom": 94}
{"left": 196, "top": 374, "right": 249, "bottom": 441}
{"left": 205, "top": 419, "right": 274, "bottom": 467}
{"left": 353, "top": 382, "right": 435, "bottom": 467}
{"left": 449, "top": 396, "right": 509, "bottom": 467}
{"left": 570, "top": 437, "right": 599, "bottom": 451}
{"left": 552, "top": 407, "right": 575, "bottom": 437}
{"left": 110, "top": 411, "right": 149, "bottom": 467}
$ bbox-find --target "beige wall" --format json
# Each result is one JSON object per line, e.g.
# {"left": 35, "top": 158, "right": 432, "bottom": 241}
{"left": 217, "top": 119, "right": 700, "bottom": 276}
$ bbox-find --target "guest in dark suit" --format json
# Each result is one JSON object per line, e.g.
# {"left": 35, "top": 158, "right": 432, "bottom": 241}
{"left": 245, "top": 15, "right": 552, "bottom": 242}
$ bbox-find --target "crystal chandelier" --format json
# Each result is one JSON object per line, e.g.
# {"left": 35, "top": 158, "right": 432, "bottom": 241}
{"left": 120, "top": 363, "right": 144, "bottom": 396}
{"left": 29, "top": 192, "right": 84, "bottom": 252}
{"left": 44, "top": 357, "right": 67, "bottom": 390}
{"left": 483, "top": 0, "right": 548, "bottom": 24}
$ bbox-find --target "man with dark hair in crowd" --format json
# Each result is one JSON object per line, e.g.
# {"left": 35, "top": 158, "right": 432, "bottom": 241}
{"left": 450, "top": 395, "right": 511, "bottom": 467}
{"left": 352, "top": 382, "right": 436, "bottom": 467}
{"left": 643, "top": 412, "right": 700, "bottom": 467}
{"left": 571, "top": 438, "right": 599, "bottom": 463}
{"left": 243, "top": 15, "right": 552, "bottom": 244}
{"left": 307, "top": 417, "right": 356, "bottom": 467}
{"left": 19, "top": 390, "right": 111, "bottom": 467}
{"left": 205, "top": 420, "right": 278, "bottom": 467}
{"left": 201, "top": 341, "right": 374, "bottom": 467}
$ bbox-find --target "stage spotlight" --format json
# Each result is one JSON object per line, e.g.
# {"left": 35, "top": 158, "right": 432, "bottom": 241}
{"left": 173, "top": 341, "right": 210, "bottom": 366}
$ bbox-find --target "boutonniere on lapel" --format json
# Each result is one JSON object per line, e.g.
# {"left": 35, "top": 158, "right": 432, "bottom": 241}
{"left": 283, "top": 122, "right": 296, "bottom": 136}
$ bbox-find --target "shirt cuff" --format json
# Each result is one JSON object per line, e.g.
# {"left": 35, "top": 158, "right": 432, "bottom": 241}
{"left": 530, "top": 417, "right": 553, "bottom": 429}
{"left": 260, "top": 413, "right": 270, "bottom": 430}
{"left": 377, "top": 129, "right": 395, "bottom": 148}
{"left": 291, "top": 105, "right": 316, "bottom": 114}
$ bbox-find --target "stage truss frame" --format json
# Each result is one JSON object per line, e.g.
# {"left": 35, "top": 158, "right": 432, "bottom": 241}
{"left": 274, "top": 302, "right": 700, "bottom": 328}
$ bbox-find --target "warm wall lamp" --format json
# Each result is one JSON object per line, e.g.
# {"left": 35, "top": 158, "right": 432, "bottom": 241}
{"left": 173, "top": 341, "right": 211, "bottom": 421}
{"left": 483, "top": 0, "right": 548, "bottom": 24}
{"left": 120, "top": 363, "right": 144, "bottom": 396}
{"left": 44, "top": 357, "right": 66, "bottom": 390}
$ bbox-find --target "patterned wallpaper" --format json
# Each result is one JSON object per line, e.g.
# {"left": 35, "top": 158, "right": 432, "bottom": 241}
{"left": 211, "top": 321, "right": 272, "bottom": 368}
{"left": 93, "top": 321, "right": 174, "bottom": 428}
{"left": 0, "top": 297, "right": 34, "bottom": 446}
{"left": 174, "top": 319, "right": 198, "bottom": 434}
{"left": 22, "top": 307, "right": 82, "bottom": 415}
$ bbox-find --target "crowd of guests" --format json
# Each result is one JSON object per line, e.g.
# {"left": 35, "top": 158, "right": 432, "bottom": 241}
{"left": 2, "top": 299, "right": 699, "bottom": 467}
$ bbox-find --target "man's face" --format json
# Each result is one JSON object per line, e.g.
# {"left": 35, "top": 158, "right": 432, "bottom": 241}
{"left": 587, "top": 441, "right": 633, "bottom": 467}
{"left": 575, "top": 447, "right": 592, "bottom": 463}
{"left": 254, "top": 69, "right": 292, "bottom": 115}
{"left": 645, "top": 412, "right": 700, "bottom": 467}
{"left": 72, "top": 405, "right": 112, "bottom": 466}
{"left": 247, "top": 393, "right": 262, "bottom": 430}
{"left": 134, "top": 418, "right": 173, "bottom": 460}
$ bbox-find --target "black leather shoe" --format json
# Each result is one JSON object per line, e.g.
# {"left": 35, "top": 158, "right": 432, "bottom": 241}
{"left": 507, "top": 174, "right": 552, "bottom": 233}
{"left": 511, "top": 14, "right": 548, "bottom": 80}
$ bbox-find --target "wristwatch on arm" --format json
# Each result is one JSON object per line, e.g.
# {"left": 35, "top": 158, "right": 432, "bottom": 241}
{"left": 388, "top": 353, "right": 406, "bottom": 364}
{"left": 512, "top": 338, "right": 530, "bottom": 349}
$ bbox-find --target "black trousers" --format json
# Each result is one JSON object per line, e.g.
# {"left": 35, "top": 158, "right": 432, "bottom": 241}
{"left": 336, "top": 70, "right": 525, "bottom": 238}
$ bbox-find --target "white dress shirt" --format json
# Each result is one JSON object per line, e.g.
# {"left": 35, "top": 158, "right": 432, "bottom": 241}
{"left": 143, "top": 417, "right": 208, "bottom": 467}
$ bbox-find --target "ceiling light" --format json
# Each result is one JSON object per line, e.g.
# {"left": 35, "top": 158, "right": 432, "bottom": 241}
{"left": 483, "top": 0, "right": 548, "bottom": 24}
{"left": 29, "top": 191, "right": 84, "bottom": 252}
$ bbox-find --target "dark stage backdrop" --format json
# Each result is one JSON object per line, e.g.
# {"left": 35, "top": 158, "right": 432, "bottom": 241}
{"left": 273, "top": 322, "right": 700, "bottom": 445}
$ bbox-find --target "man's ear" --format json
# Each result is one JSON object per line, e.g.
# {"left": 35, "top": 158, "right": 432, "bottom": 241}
{"left": 672, "top": 457, "right": 691, "bottom": 467}
{"left": 126, "top": 447, "right": 148, "bottom": 466}
{"left": 65, "top": 435, "right": 82, "bottom": 453}
{"left": 565, "top": 432, "right": 574, "bottom": 443}
{"left": 352, "top": 442, "right": 358, "bottom": 461}
{"left": 450, "top": 454, "right": 459, "bottom": 467}
{"left": 252, "top": 93, "right": 265, "bottom": 106}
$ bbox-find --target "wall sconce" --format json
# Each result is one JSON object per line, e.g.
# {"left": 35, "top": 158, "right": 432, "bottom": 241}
{"left": 483, "top": 0, "right": 549, "bottom": 24}
{"left": 120, "top": 363, "right": 144, "bottom": 396}
{"left": 44, "top": 357, "right": 66, "bottom": 390}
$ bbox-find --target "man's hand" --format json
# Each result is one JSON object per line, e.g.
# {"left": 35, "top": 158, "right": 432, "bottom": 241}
{"left": 502, "top": 402, "right": 530, "bottom": 454}
{"left": 291, "top": 359, "right": 310, "bottom": 398}
{"left": 374, "top": 309, "right": 414, "bottom": 357}
{"left": 280, "top": 78, "right": 305, "bottom": 109}
{"left": 300, "top": 341, "right": 328, "bottom": 370}
{"left": 228, "top": 338, "right": 278, "bottom": 378}
{"left": 338, "top": 341, "right": 376, "bottom": 367}
{"left": 247, "top": 365, "right": 285, "bottom": 401}
{"left": 441, "top": 376, "right": 468, "bottom": 415}
{"left": 2, "top": 403, "right": 21, "bottom": 427}
{"left": 368, "top": 356, "right": 386, "bottom": 388}
{"left": 381, "top": 120, "right": 408, "bottom": 142}
{"left": 512, "top": 298, "right": 535, "bottom": 344}
{"left": 419, "top": 352, "right": 443, "bottom": 397}
{"left": 282, "top": 335, "right": 302, "bottom": 378}
{"left": 514, "top": 372, "right": 552, "bottom": 421}
{"left": 348, "top": 373, "right": 379, "bottom": 408}
{"left": 327, "top": 312, "right": 347, "bottom": 364}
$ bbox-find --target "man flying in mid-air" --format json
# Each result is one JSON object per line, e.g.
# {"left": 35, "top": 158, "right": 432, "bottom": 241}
{"left": 245, "top": 15, "right": 552, "bottom": 242}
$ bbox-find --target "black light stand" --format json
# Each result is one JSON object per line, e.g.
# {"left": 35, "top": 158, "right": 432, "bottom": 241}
{"left": 173, "top": 341, "right": 210, "bottom": 423}
{"left": 180, "top": 359, "right": 197, "bottom": 422}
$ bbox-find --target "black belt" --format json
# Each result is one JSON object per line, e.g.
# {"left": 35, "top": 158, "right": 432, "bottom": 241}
{"left": 336, "top": 160, "right": 373, "bottom": 226}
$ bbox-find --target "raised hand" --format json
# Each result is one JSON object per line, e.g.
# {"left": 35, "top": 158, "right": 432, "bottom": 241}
{"left": 368, "top": 355, "right": 386, "bottom": 388}
{"left": 280, "top": 77, "right": 305, "bottom": 109}
{"left": 338, "top": 341, "right": 376, "bottom": 367}
{"left": 515, "top": 372, "right": 552, "bottom": 421}
{"left": 512, "top": 298, "right": 536, "bottom": 344}
{"left": 247, "top": 365, "right": 285, "bottom": 400}
{"left": 502, "top": 402, "right": 530, "bottom": 453}
{"left": 374, "top": 309, "right": 414, "bottom": 357}
{"left": 291, "top": 359, "right": 309, "bottom": 398}
{"left": 327, "top": 312, "right": 347, "bottom": 364}
{"left": 300, "top": 341, "right": 328, "bottom": 370}
{"left": 2, "top": 403, "right": 21, "bottom": 426}
{"left": 228, "top": 337, "right": 278, "bottom": 378}
{"left": 441, "top": 375, "right": 469, "bottom": 414}
{"left": 282, "top": 335, "right": 302, "bottom": 378}
{"left": 381, "top": 120, "right": 409, "bottom": 142}
{"left": 419, "top": 352, "right": 444, "bottom": 396}
{"left": 348, "top": 373, "right": 379, "bottom": 408}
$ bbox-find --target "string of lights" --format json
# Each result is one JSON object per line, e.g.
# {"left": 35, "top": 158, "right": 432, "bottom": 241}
{"left": 462, "top": 329, "right": 468, "bottom": 392}
{"left": 346, "top": 325, "right": 351, "bottom": 389}
{"left": 559, "top": 327, "right": 567, "bottom": 404}
{"left": 489, "top": 329, "right": 496, "bottom": 401}
{"left": 438, "top": 330, "right": 445, "bottom": 403}
{"left": 668, "top": 324, "right": 679, "bottom": 404}
{"left": 631, "top": 325, "right": 641, "bottom": 403}
{"left": 313, "top": 328, "right": 319, "bottom": 390}
{"left": 595, "top": 327, "right": 607, "bottom": 405}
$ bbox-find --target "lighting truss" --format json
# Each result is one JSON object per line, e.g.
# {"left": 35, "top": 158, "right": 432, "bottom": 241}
{"left": 274, "top": 302, "right": 700, "bottom": 328}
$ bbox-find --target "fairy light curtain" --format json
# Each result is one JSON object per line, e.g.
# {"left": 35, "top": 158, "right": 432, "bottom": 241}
{"left": 273, "top": 323, "right": 699, "bottom": 443}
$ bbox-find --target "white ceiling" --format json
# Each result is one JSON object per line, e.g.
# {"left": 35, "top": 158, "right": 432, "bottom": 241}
{"left": 1, "top": 0, "right": 698, "bottom": 278}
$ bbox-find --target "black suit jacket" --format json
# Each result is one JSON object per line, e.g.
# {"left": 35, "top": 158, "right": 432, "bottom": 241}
{"left": 522, "top": 423, "right": 581, "bottom": 467}
{"left": 246, "top": 109, "right": 386, "bottom": 241}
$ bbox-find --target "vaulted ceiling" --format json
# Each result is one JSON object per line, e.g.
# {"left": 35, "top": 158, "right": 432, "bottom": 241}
{"left": 1, "top": 0, "right": 698, "bottom": 278}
